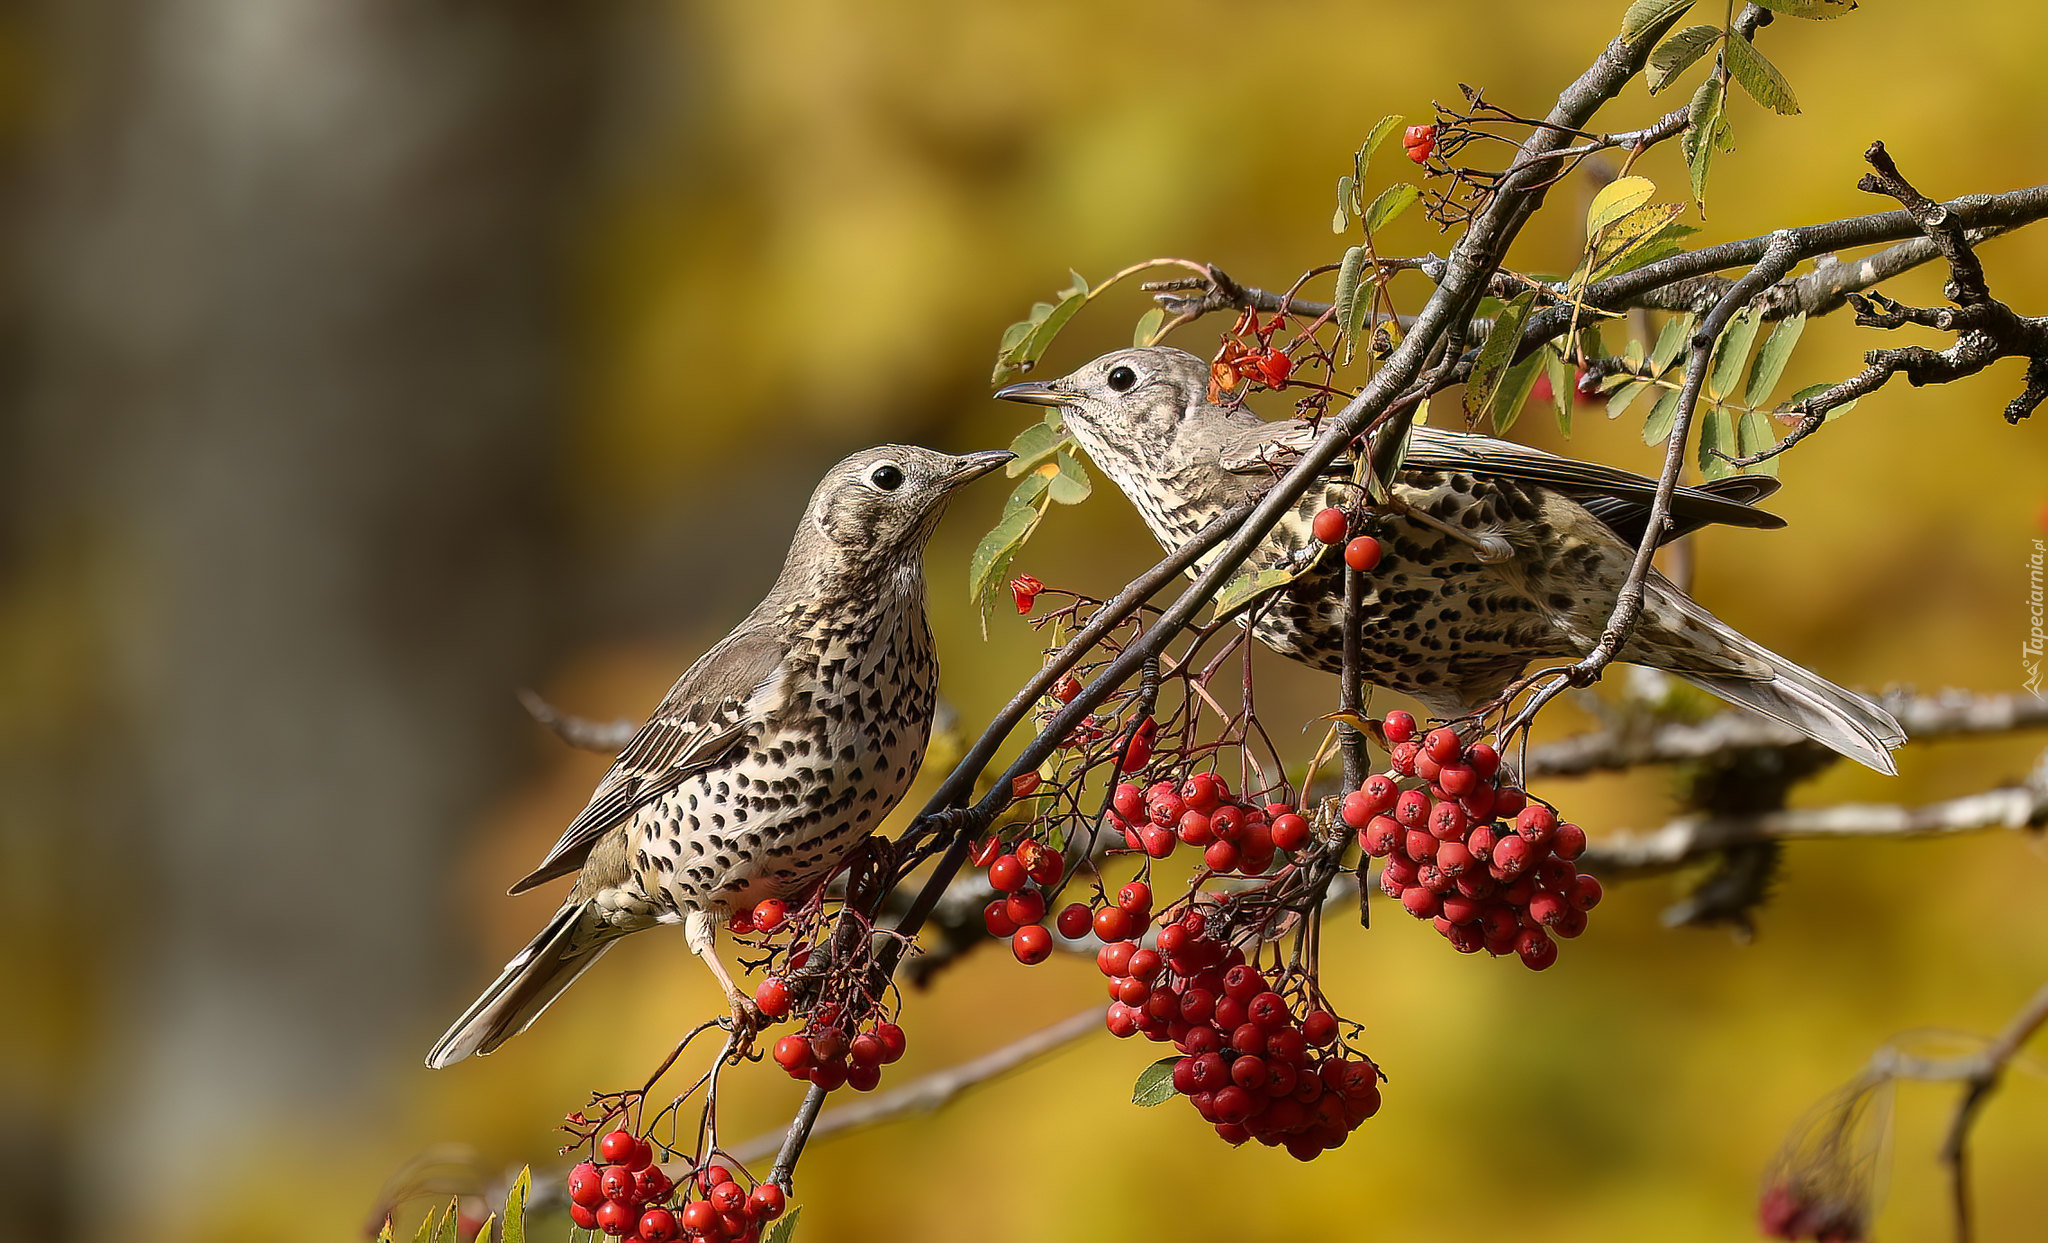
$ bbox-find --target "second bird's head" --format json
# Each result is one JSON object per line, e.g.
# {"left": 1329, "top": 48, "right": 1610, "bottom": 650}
{"left": 804, "top": 445, "right": 1012, "bottom": 563}
{"left": 995, "top": 346, "right": 1214, "bottom": 467}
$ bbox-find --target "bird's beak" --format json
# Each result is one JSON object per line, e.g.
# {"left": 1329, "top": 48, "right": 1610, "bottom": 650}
{"left": 994, "top": 380, "right": 1065, "bottom": 408}
{"left": 946, "top": 449, "right": 1014, "bottom": 484}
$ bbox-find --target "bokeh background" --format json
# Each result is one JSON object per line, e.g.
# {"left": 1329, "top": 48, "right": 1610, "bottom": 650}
{"left": 2, "top": 2, "right": 2045, "bottom": 1241}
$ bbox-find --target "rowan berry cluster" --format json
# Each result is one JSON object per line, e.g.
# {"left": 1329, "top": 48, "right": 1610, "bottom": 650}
{"left": 1346, "top": 712, "right": 1601, "bottom": 969}
{"left": 769, "top": 1011, "right": 907, "bottom": 1094}
{"left": 1098, "top": 906, "right": 1383, "bottom": 1158}
{"left": 565, "top": 1130, "right": 786, "bottom": 1241}
{"left": 1106, "top": 771, "right": 1315, "bottom": 875}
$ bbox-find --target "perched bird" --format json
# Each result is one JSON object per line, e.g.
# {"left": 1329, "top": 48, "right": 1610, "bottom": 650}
{"left": 427, "top": 445, "right": 1011, "bottom": 1068}
{"left": 998, "top": 346, "right": 1903, "bottom": 773}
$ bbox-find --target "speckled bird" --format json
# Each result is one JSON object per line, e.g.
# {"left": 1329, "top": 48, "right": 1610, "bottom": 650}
{"left": 998, "top": 346, "right": 1902, "bottom": 773}
{"left": 427, "top": 445, "right": 1011, "bottom": 1068}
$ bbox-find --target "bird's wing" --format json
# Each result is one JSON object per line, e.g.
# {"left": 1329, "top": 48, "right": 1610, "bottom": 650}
{"left": 508, "top": 626, "right": 791, "bottom": 895}
{"left": 1215, "top": 418, "right": 1785, "bottom": 541}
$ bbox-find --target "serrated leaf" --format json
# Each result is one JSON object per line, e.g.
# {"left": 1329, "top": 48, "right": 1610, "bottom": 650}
{"left": 968, "top": 499, "right": 1044, "bottom": 626}
{"left": 1492, "top": 350, "right": 1544, "bottom": 436}
{"left": 1754, "top": 0, "right": 1856, "bottom": 17}
{"left": 1599, "top": 223, "right": 1698, "bottom": 278}
{"left": 1650, "top": 312, "right": 1697, "bottom": 375}
{"left": 1332, "top": 245, "right": 1368, "bottom": 363}
{"left": 412, "top": 1207, "right": 436, "bottom": 1243}
{"left": 1606, "top": 378, "right": 1653, "bottom": 420}
{"left": 1543, "top": 348, "right": 1573, "bottom": 435}
{"left": 1363, "top": 182, "right": 1420, "bottom": 233}
{"left": 1133, "top": 1056, "right": 1181, "bottom": 1106}
{"left": 1212, "top": 567, "right": 1300, "bottom": 620}
{"left": 1643, "top": 385, "right": 1682, "bottom": 445}
{"left": 1048, "top": 451, "right": 1091, "bottom": 504}
{"left": 1724, "top": 33, "right": 1799, "bottom": 113}
{"left": 1737, "top": 409, "right": 1781, "bottom": 476}
{"left": 502, "top": 1168, "right": 529, "bottom": 1243}
{"left": 1622, "top": 0, "right": 1696, "bottom": 42}
{"left": 1705, "top": 306, "right": 1761, "bottom": 403}
{"left": 1022, "top": 290, "right": 1086, "bottom": 369}
{"left": 1744, "top": 312, "right": 1805, "bottom": 407}
{"left": 1697, "top": 404, "right": 1738, "bottom": 479}
{"left": 1463, "top": 290, "right": 1538, "bottom": 423}
{"left": 1359, "top": 114, "right": 1406, "bottom": 170}
{"left": 1648, "top": 25, "right": 1722, "bottom": 94}
{"left": 433, "top": 1201, "right": 461, "bottom": 1243}
{"left": 1586, "top": 176, "right": 1657, "bottom": 239}
{"left": 1006, "top": 422, "right": 1066, "bottom": 476}
{"left": 761, "top": 1205, "right": 803, "bottom": 1243}
{"left": 470, "top": 1216, "right": 495, "bottom": 1243}
{"left": 1132, "top": 307, "right": 1165, "bottom": 347}
{"left": 377, "top": 1222, "right": 396, "bottom": 1243}
{"left": 1682, "top": 76, "right": 1726, "bottom": 209}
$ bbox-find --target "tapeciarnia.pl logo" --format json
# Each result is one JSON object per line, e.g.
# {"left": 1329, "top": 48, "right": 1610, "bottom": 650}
{"left": 2027, "top": 538, "right": 2045, "bottom": 697}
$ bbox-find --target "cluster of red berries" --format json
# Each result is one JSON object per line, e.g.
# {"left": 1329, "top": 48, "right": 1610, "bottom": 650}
{"left": 723, "top": 897, "right": 790, "bottom": 939}
{"left": 769, "top": 1011, "right": 907, "bottom": 1093}
{"left": 1311, "top": 505, "right": 1384, "bottom": 573}
{"left": 1097, "top": 906, "right": 1383, "bottom": 1158}
{"left": 565, "top": 1130, "right": 786, "bottom": 1240}
{"left": 974, "top": 835, "right": 1071, "bottom": 964}
{"left": 1402, "top": 123, "right": 1437, "bottom": 163}
{"left": 1210, "top": 335, "right": 1293, "bottom": 400}
{"left": 1346, "top": 713, "right": 1601, "bottom": 969}
{"left": 1105, "top": 771, "right": 1314, "bottom": 875}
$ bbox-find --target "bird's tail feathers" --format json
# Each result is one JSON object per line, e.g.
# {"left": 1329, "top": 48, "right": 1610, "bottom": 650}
{"left": 1641, "top": 584, "right": 1905, "bottom": 775}
{"left": 425, "top": 901, "right": 619, "bottom": 1069}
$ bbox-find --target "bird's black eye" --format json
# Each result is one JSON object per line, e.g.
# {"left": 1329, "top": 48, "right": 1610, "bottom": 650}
{"left": 870, "top": 463, "right": 905, "bottom": 491}
{"left": 1106, "top": 365, "right": 1138, "bottom": 393}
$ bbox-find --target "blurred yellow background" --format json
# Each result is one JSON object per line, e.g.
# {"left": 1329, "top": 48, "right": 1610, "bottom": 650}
{"left": 2, "top": 2, "right": 2044, "bottom": 1241}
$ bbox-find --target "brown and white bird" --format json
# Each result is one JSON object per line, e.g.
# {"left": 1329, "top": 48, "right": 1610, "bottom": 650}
{"left": 998, "top": 346, "right": 1903, "bottom": 773}
{"left": 427, "top": 445, "right": 1011, "bottom": 1068}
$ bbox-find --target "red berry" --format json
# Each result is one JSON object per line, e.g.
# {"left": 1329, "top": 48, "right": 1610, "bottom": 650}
{"left": 1204, "top": 839, "right": 1241, "bottom": 873}
{"left": 1112, "top": 783, "right": 1146, "bottom": 823}
{"left": 983, "top": 898, "right": 1017, "bottom": 938}
{"left": 680, "top": 1202, "right": 718, "bottom": 1235}
{"left": 601, "top": 1166, "right": 641, "bottom": 1204}
{"left": 1515, "top": 928, "right": 1558, "bottom": 971}
{"left": 874, "top": 1022, "right": 907, "bottom": 1063}
{"left": 1343, "top": 536, "right": 1383, "bottom": 573}
{"left": 568, "top": 1162, "right": 605, "bottom": 1208}
{"left": 1105, "top": 1002, "right": 1140, "bottom": 1037}
{"left": 1270, "top": 812, "right": 1309, "bottom": 852}
{"left": 635, "top": 1165, "right": 671, "bottom": 1203}
{"left": 1093, "top": 905, "right": 1133, "bottom": 942}
{"left": 709, "top": 1181, "right": 747, "bottom": 1214}
{"left": 1005, "top": 888, "right": 1047, "bottom": 927}
{"left": 595, "top": 1200, "right": 637, "bottom": 1237}
{"left": 1012, "top": 925, "right": 1053, "bottom": 965}
{"left": 1491, "top": 833, "right": 1532, "bottom": 877}
{"left": 1181, "top": 772, "right": 1224, "bottom": 812}
{"left": 1139, "top": 825, "right": 1176, "bottom": 858}
{"left": 1404, "top": 828, "right": 1437, "bottom": 861}
{"left": 1465, "top": 742, "right": 1501, "bottom": 776}
{"left": 1437, "top": 763, "right": 1477, "bottom": 797}
{"left": 987, "top": 855, "right": 1026, "bottom": 893}
{"left": 1554, "top": 822, "right": 1588, "bottom": 860}
{"left": 1494, "top": 785, "right": 1528, "bottom": 817}
{"left": 1570, "top": 873, "right": 1604, "bottom": 911}
{"left": 1436, "top": 840, "right": 1473, "bottom": 878}
{"left": 727, "top": 908, "right": 755, "bottom": 935}
{"left": 1423, "top": 727, "right": 1462, "bottom": 765}
{"left": 1528, "top": 890, "right": 1569, "bottom": 928}
{"left": 1400, "top": 886, "right": 1441, "bottom": 919}
{"left": 1359, "top": 814, "right": 1401, "bottom": 857}
{"left": 1011, "top": 574, "right": 1044, "bottom": 614}
{"left": 1056, "top": 902, "right": 1092, "bottom": 939}
{"left": 1402, "top": 124, "right": 1437, "bottom": 163}
{"left": 1118, "top": 881, "right": 1153, "bottom": 914}
{"left": 570, "top": 1203, "right": 601, "bottom": 1231}
{"left": 1427, "top": 800, "right": 1467, "bottom": 842}
{"left": 845, "top": 1060, "right": 883, "bottom": 1093}
{"left": 809, "top": 1058, "right": 848, "bottom": 1091}
{"left": 750, "top": 898, "right": 787, "bottom": 932}
{"left": 599, "top": 1129, "right": 641, "bottom": 1167}
{"left": 1311, "top": 507, "right": 1348, "bottom": 545}
{"left": 772, "top": 1035, "right": 813, "bottom": 1074}
{"left": 1388, "top": 741, "right": 1420, "bottom": 775}
{"left": 1302, "top": 1010, "right": 1339, "bottom": 1046}
{"left": 1340, "top": 790, "right": 1373, "bottom": 829}
{"left": 748, "top": 1184, "right": 786, "bottom": 1221}
{"left": 1177, "top": 809, "right": 1215, "bottom": 845}
{"left": 1382, "top": 710, "right": 1417, "bottom": 744}
{"left": 1097, "top": 940, "right": 1136, "bottom": 976}
{"left": 754, "top": 976, "right": 791, "bottom": 1019}
{"left": 1247, "top": 991, "right": 1290, "bottom": 1030}
{"left": 637, "top": 1208, "right": 679, "bottom": 1242}
{"left": 1514, "top": 804, "right": 1558, "bottom": 844}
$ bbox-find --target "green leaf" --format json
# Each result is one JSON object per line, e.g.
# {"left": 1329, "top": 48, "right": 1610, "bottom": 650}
{"left": 1022, "top": 290, "right": 1086, "bottom": 369}
{"left": 1606, "top": 378, "right": 1653, "bottom": 420}
{"left": 1463, "top": 290, "right": 1538, "bottom": 423}
{"left": 1132, "top": 306, "right": 1165, "bottom": 347}
{"left": 1737, "top": 409, "right": 1781, "bottom": 476}
{"left": 1705, "top": 306, "right": 1762, "bottom": 403}
{"left": 1697, "top": 404, "right": 1738, "bottom": 479}
{"left": 502, "top": 1167, "right": 529, "bottom": 1243}
{"left": 433, "top": 1200, "right": 461, "bottom": 1243}
{"left": 1598, "top": 222, "right": 1698, "bottom": 278}
{"left": 1682, "top": 76, "right": 1727, "bottom": 210}
{"left": 1744, "top": 312, "right": 1805, "bottom": 407}
{"left": 470, "top": 1216, "right": 495, "bottom": 1243}
{"left": 412, "top": 1207, "right": 436, "bottom": 1243}
{"left": 967, "top": 499, "right": 1044, "bottom": 626}
{"left": 378, "top": 1222, "right": 396, "bottom": 1243}
{"left": 1048, "top": 451, "right": 1091, "bottom": 504}
{"left": 1005, "top": 422, "right": 1066, "bottom": 476}
{"left": 1359, "top": 113, "right": 1407, "bottom": 171}
{"left": 1492, "top": 350, "right": 1544, "bottom": 436}
{"left": 761, "top": 1205, "right": 803, "bottom": 1243}
{"left": 1211, "top": 567, "right": 1300, "bottom": 621}
{"left": 1753, "top": 0, "right": 1856, "bottom": 17}
{"left": 1589, "top": 203, "right": 1689, "bottom": 279}
{"left": 1622, "top": 0, "right": 1696, "bottom": 43}
{"left": 1543, "top": 347, "right": 1573, "bottom": 436}
{"left": 1643, "top": 385, "right": 1682, "bottom": 445}
{"left": 1648, "top": 25, "right": 1722, "bottom": 94}
{"left": 1724, "top": 33, "right": 1799, "bottom": 113}
{"left": 1586, "top": 175, "right": 1657, "bottom": 239}
{"left": 1064, "top": 269, "right": 1090, "bottom": 299}
{"left": 1363, "top": 182, "right": 1419, "bottom": 234}
{"left": 1333, "top": 174, "right": 1355, "bottom": 232}
{"left": 1133, "top": 1056, "right": 1182, "bottom": 1106}
{"left": 1332, "top": 245, "right": 1368, "bottom": 363}
{"left": 1650, "top": 312, "right": 1697, "bottom": 375}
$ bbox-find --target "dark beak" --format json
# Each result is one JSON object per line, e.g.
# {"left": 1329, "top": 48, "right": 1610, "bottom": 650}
{"left": 994, "top": 381, "right": 1065, "bottom": 407}
{"left": 946, "top": 449, "right": 1014, "bottom": 484}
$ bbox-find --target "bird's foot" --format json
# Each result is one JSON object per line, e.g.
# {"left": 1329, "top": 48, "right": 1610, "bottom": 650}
{"left": 719, "top": 994, "right": 766, "bottom": 1058}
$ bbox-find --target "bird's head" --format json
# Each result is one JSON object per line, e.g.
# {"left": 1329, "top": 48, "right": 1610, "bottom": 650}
{"left": 805, "top": 444, "right": 1012, "bottom": 563}
{"left": 995, "top": 347, "right": 1213, "bottom": 470}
